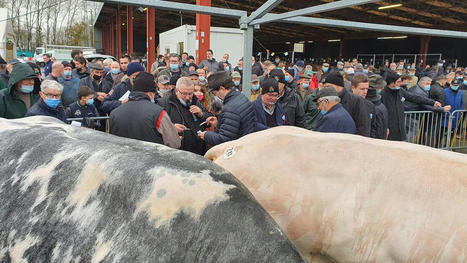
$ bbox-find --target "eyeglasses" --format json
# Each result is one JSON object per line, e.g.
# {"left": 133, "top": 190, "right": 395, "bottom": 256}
{"left": 43, "top": 92, "right": 61, "bottom": 99}
{"left": 177, "top": 89, "right": 193, "bottom": 97}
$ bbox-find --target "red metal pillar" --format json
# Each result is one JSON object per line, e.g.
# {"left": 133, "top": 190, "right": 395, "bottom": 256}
{"left": 116, "top": 7, "right": 122, "bottom": 59}
{"left": 102, "top": 26, "right": 108, "bottom": 55}
{"left": 196, "top": 0, "right": 211, "bottom": 65}
{"left": 110, "top": 16, "right": 115, "bottom": 58}
{"left": 419, "top": 36, "right": 431, "bottom": 68}
{"left": 127, "top": 6, "right": 134, "bottom": 55}
{"left": 147, "top": 8, "right": 156, "bottom": 72}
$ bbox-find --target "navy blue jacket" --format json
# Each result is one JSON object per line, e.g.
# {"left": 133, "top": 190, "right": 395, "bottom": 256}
{"left": 204, "top": 90, "right": 257, "bottom": 146}
{"left": 25, "top": 99, "right": 67, "bottom": 123}
{"left": 102, "top": 78, "right": 132, "bottom": 114}
{"left": 43, "top": 60, "right": 53, "bottom": 77}
{"left": 314, "top": 103, "right": 356, "bottom": 134}
{"left": 444, "top": 88, "right": 463, "bottom": 129}
{"left": 252, "top": 96, "right": 286, "bottom": 130}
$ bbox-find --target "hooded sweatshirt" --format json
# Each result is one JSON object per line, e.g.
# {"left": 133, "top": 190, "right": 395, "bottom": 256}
{"left": 0, "top": 63, "right": 39, "bottom": 119}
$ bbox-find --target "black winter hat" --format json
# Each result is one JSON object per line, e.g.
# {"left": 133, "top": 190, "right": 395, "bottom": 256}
{"left": 133, "top": 72, "right": 156, "bottom": 93}
{"left": 385, "top": 70, "right": 400, "bottom": 85}
{"left": 323, "top": 71, "right": 344, "bottom": 87}
{"left": 269, "top": 69, "right": 285, "bottom": 83}
{"left": 261, "top": 78, "right": 279, "bottom": 95}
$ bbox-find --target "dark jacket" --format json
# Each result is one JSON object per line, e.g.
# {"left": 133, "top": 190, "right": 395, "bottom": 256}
{"left": 444, "top": 88, "right": 463, "bottom": 129}
{"left": 59, "top": 76, "right": 81, "bottom": 107}
{"left": 252, "top": 62, "right": 264, "bottom": 77}
{"left": 400, "top": 86, "right": 435, "bottom": 107}
{"left": 43, "top": 60, "right": 53, "bottom": 77}
{"left": 101, "top": 71, "right": 116, "bottom": 94}
{"left": 278, "top": 87, "right": 305, "bottom": 127}
{"left": 72, "top": 67, "right": 90, "bottom": 79}
{"left": 252, "top": 96, "right": 286, "bottom": 130}
{"left": 381, "top": 86, "right": 406, "bottom": 141}
{"left": 363, "top": 99, "right": 378, "bottom": 139}
{"left": 204, "top": 90, "right": 257, "bottom": 146}
{"left": 157, "top": 89, "right": 211, "bottom": 155}
{"left": 404, "top": 85, "right": 444, "bottom": 113}
{"left": 110, "top": 91, "right": 165, "bottom": 144}
{"left": 79, "top": 76, "right": 111, "bottom": 113}
{"left": 0, "top": 63, "right": 40, "bottom": 119}
{"left": 25, "top": 98, "right": 67, "bottom": 122}
{"left": 66, "top": 101, "right": 100, "bottom": 128}
{"left": 0, "top": 69, "right": 9, "bottom": 90}
{"left": 367, "top": 96, "right": 389, "bottom": 139}
{"left": 314, "top": 103, "right": 356, "bottom": 134}
{"left": 303, "top": 89, "right": 322, "bottom": 130}
{"left": 102, "top": 78, "right": 132, "bottom": 114}
{"left": 338, "top": 87, "right": 371, "bottom": 137}
{"left": 429, "top": 82, "right": 446, "bottom": 106}
{"left": 158, "top": 68, "right": 189, "bottom": 79}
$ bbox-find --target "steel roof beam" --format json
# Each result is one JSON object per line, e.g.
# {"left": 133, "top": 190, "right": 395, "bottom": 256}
{"left": 247, "top": 0, "right": 284, "bottom": 23}
{"left": 249, "top": 0, "right": 378, "bottom": 25}
{"left": 98, "top": 0, "right": 247, "bottom": 19}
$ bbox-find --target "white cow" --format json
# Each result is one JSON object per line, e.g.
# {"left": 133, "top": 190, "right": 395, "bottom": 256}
{"left": 206, "top": 126, "right": 467, "bottom": 263}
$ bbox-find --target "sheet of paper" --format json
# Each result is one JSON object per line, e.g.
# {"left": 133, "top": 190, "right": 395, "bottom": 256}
{"left": 119, "top": 90, "right": 130, "bottom": 101}
{"left": 70, "top": 121, "right": 82, "bottom": 127}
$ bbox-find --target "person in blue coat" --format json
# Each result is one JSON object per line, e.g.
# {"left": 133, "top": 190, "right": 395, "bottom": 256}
{"left": 42, "top": 54, "right": 53, "bottom": 77}
{"left": 26, "top": 79, "right": 67, "bottom": 122}
{"left": 314, "top": 86, "right": 356, "bottom": 134}
{"left": 444, "top": 78, "right": 464, "bottom": 130}
{"left": 252, "top": 78, "right": 286, "bottom": 130}
{"left": 66, "top": 86, "right": 100, "bottom": 128}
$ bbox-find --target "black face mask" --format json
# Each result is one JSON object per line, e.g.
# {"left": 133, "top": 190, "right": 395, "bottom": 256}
{"left": 93, "top": 75, "right": 102, "bottom": 81}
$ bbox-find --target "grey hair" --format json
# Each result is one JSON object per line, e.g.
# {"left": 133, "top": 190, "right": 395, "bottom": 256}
{"left": 41, "top": 79, "right": 63, "bottom": 93}
{"left": 176, "top": 76, "right": 194, "bottom": 90}
{"left": 103, "top": 58, "right": 113, "bottom": 65}
{"left": 320, "top": 96, "right": 341, "bottom": 103}
{"left": 419, "top": 76, "right": 432, "bottom": 85}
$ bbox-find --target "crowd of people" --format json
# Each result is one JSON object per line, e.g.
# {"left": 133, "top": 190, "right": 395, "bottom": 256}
{"left": 0, "top": 49, "right": 465, "bottom": 155}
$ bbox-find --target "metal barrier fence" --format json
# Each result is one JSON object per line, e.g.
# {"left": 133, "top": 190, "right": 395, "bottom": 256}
{"left": 67, "top": 112, "right": 467, "bottom": 151}
{"left": 404, "top": 110, "right": 467, "bottom": 151}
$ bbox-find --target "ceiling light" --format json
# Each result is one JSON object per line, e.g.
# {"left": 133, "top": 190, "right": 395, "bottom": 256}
{"left": 298, "top": 41, "right": 305, "bottom": 44}
{"left": 378, "top": 3, "right": 402, "bottom": 10}
{"left": 307, "top": 41, "right": 313, "bottom": 43}
{"left": 285, "top": 41, "right": 291, "bottom": 44}
{"left": 377, "top": 35, "right": 408, "bottom": 40}
{"left": 328, "top": 39, "right": 340, "bottom": 42}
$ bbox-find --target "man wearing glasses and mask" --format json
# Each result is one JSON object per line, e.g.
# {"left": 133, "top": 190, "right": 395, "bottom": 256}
{"left": 25, "top": 79, "right": 67, "bottom": 122}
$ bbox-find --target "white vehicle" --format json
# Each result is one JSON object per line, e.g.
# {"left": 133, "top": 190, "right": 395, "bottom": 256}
{"left": 83, "top": 53, "right": 117, "bottom": 62}
{"left": 0, "top": 8, "right": 17, "bottom": 62}
{"left": 34, "top": 45, "right": 96, "bottom": 66}
{"left": 159, "top": 25, "right": 244, "bottom": 66}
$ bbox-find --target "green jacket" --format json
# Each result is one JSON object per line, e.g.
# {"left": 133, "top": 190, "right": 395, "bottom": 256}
{"left": 0, "top": 63, "right": 39, "bottom": 119}
{"left": 303, "top": 88, "right": 322, "bottom": 130}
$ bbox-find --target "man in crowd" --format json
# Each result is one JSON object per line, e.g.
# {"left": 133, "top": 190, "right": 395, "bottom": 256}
{"left": 102, "top": 61, "right": 124, "bottom": 91}
{"left": 323, "top": 71, "right": 371, "bottom": 137}
{"left": 199, "top": 49, "right": 219, "bottom": 73}
{"left": 73, "top": 56, "right": 90, "bottom": 79}
{"left": 157, "top": 75, "right": 172, "bottom": 98}
{"left": 79, "top": 63, "right": 109, "bottom": 113}
{"left": 296, "top": 72, "right": 312, "bottom": 102}
{"left": 250, "top": 74, "right": 261, "bottom": 101}
{"left": 158, "top": 77, "right": 211, "bottom": 155}
{"left": 25, "top": 79, "right": 67, "bottom": 122}
{"left": 429, "top": 75, "right": 447, "bottom": 106}
{"left": 252, "top": 56, "right": 264, "bottom": 76}
{"left": 252, "top": 78, "right": 286, "bottom": 130}
{"left": 314, "top": 86, "right": 356, "bottom": 134}
{"left": 350, "top": 74, "right": 378, "bottom": 138}
{"left": 110, "top": 72, "right": 180, "bottom": 149}
{"left": 198, "top": 71, "right": 256, "bottom": 145}
{"left": 232, "top": 71, "right": 242, "bottom": 91}
{"left": 59, "top": 62, "right": 80, "bottom": 107}
{"left": 43, "top": 53, "right": 53, "bottom": 77}
{"left": 368, "top": 75, "right": 389, "bottom": 139}
{"left": 0, "top": 59, "right": 21, "bottom": 90}
{"left": 159, "top": 53, "right": 189, "bottom": 79}
{"left": 66, "top": 86, "right": 99, "bottom": 128}
{"left": 269, "top": 69, "right": 305, "bottom": 127}
{"left": 0, "top": 63, "right": 39, "bottom": 118}
{"left": 45, "top": 62, "right": 64, "bottom": 82}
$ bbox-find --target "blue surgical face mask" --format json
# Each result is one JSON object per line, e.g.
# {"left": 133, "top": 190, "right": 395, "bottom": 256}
{"left": 322, "top": 67, "right": 328, "bottom": 73}
{"left": 451, "top": 85, "right": 459, "bottom": 91}
{"left": 438, "top": 63, "right": 443, "bottom": 67}
{"left": 20, "top": 85, "right": 34, "bottom": 94}
{"left": 339, "top": 66, "right": 343, "bottom": 70}
{"left": 363, "top": 69, "right": 368, "bottom": 73}
{"left": 185, "top": 62, "right": 190, "bottom": 67}
{"left": 397, "top": 72, "right": 402, "bottom": 76}
{"left": 225, "top": 66, "right": 230, "bottom": 71}
{"left": 234, "top": 81, "right": 240, "bottom": 86}
{"left": 160, "top": 88, "right": 167, "bottom": 95}
{"left": 179, "top": 98, "right": 187, "bottom": 106}
{"left": 111, "top": 69, "right": 120, "bottom": 75}
{"left": 45, "top": 98, "right": 61, "bottom": 108}
{"left": 170, "top": 64, "right": 179, "bottom": 71}
{"left": 302, "top": 83, "right": 309, "bottom": 89}
{"left": 409, "top": 73, "right": 415, "bottom": 76}
{"left": 64, "top": 70, "right": 72, "bottom": 77}
{"left": 456, "top": 76, "right": 463, "bottom": 80}
{"left": 424, "top": 85, "right": 431, "bottom": 91}
{"left": 86, "top": 98, "right": 94, "bottom": 106}
{"left": 252, "top": 84, "right": 260, "bottom": 91}
{"left": 151, "top": 98, "right": 155, "bottom": 103}
{"left": 464, "top": 80, "right": 467, "bottom": 85}
{"left": 392, "top": 86, "right": 400, "bottom": 90}
{"left": 199, "top": 76, "right": 205, "bottom": 82}
{"left": 104, "top": 66, "right": 109, "bottom": 72}
{"left": 377, "top": 89, "right": 382, "bottom": 94}
{"left": 238, "top": 67, "right": 243, "bottom": 70}
{"left": 320, "top": 109, "right": 326, "bottom": 116}
{"left": 284, "top": 76, "right": 291, "bottom": 82}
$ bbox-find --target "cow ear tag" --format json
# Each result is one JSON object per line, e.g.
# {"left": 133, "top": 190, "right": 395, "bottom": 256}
{"left": 224, "top": 147, "right": 236, "bottom": 160}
